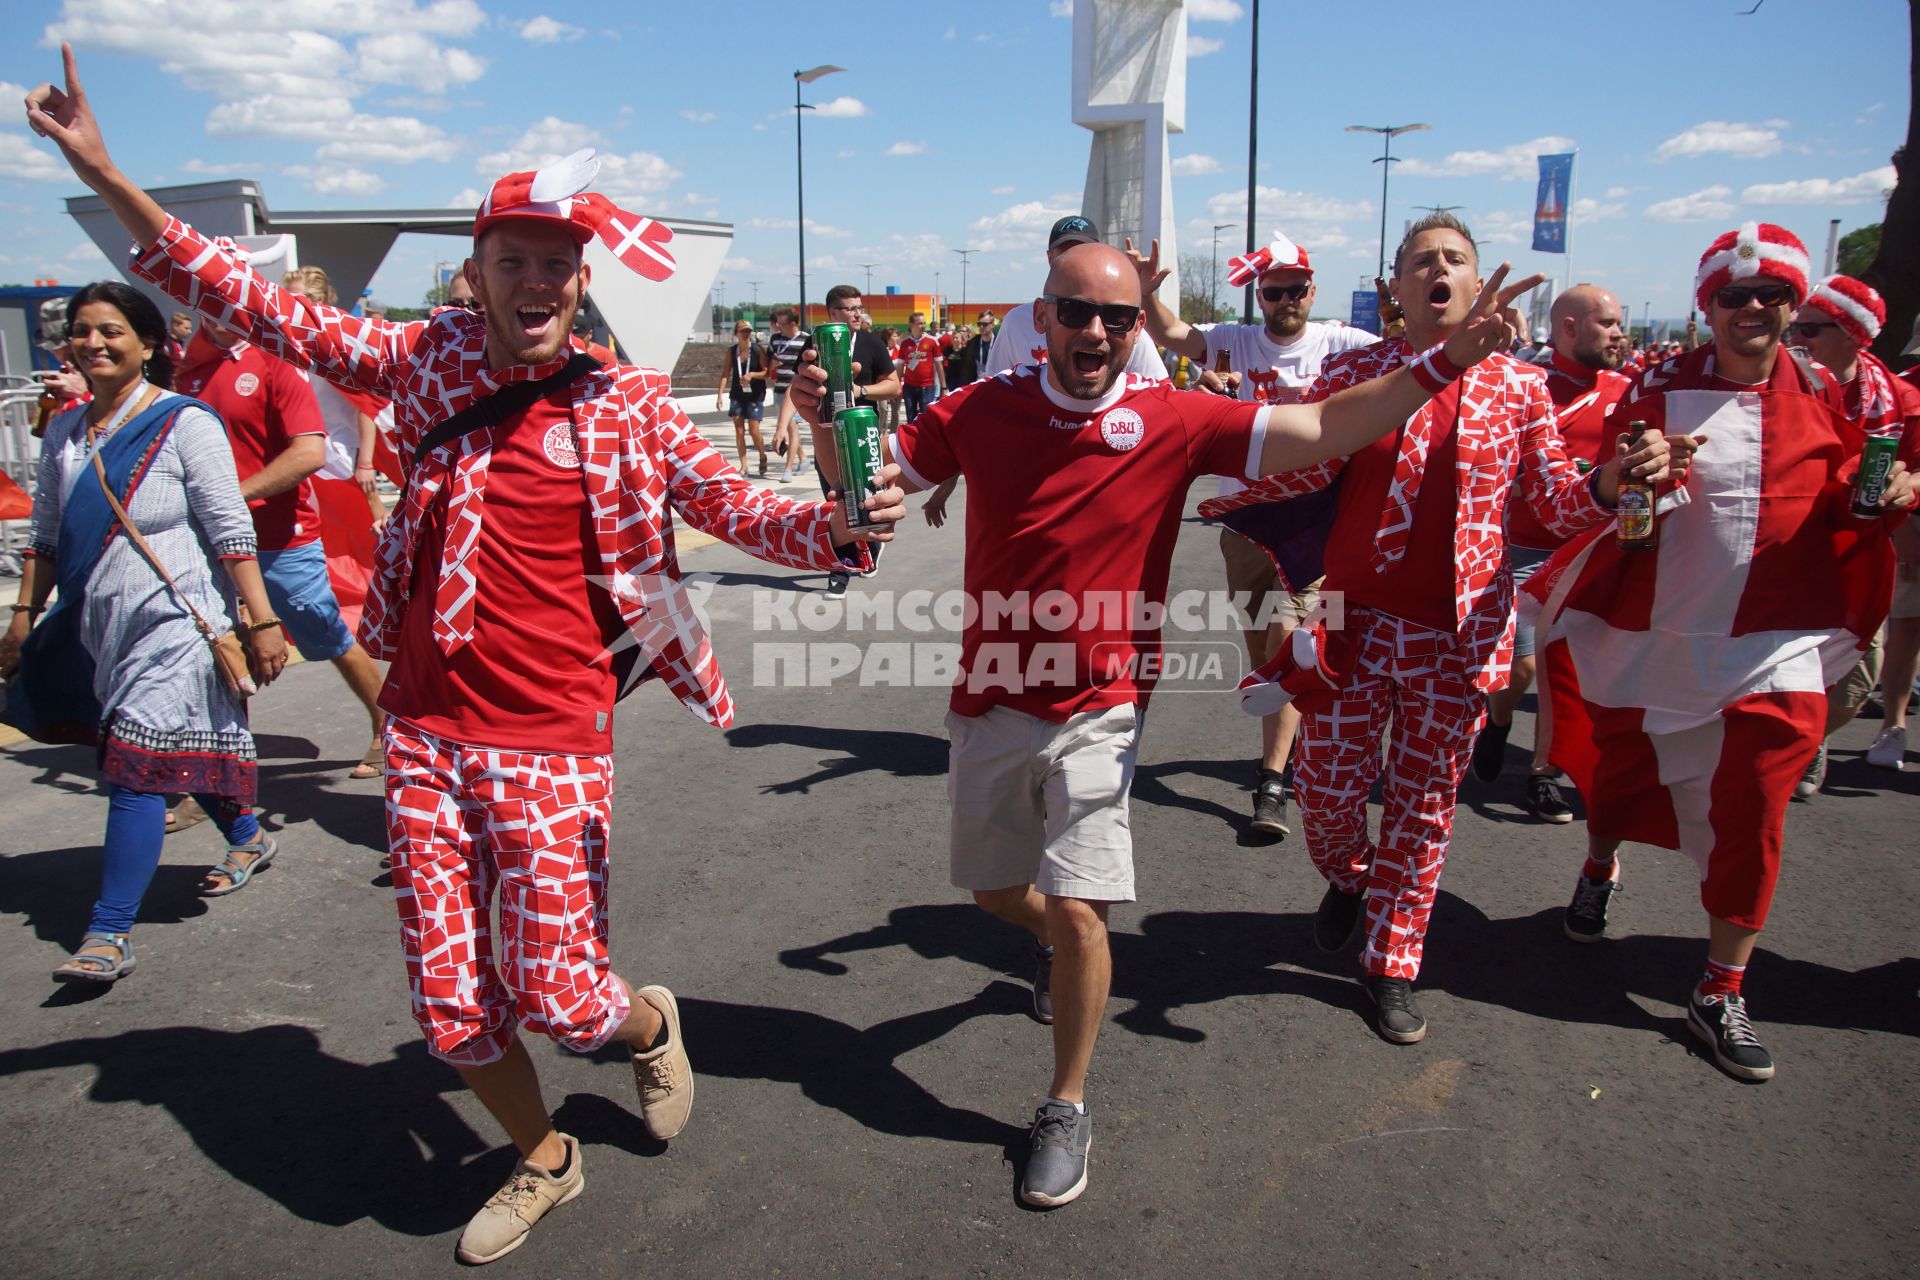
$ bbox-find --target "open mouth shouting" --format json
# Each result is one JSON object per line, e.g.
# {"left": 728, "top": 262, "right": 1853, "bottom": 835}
{"left": 1425, "top": 279, "right": 1454, "bottom": 313}
{"left": 1068, "top": 346, "right": 1109, "bottom": 380}
{"left": 514, "top": 302, "right": 559, "bottom": 343}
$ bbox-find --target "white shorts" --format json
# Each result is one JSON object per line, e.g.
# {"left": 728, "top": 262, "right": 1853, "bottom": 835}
{"left": 946, "top": 703, "right": 1141, "bottom": 902}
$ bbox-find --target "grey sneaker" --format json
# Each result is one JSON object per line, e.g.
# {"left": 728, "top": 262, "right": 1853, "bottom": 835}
{"left": 1688, "top": 990, "right": 1775, "bottom": 1082}
{"left": 1020, "top": 1102, "right": 1092, "bottom": 1207}
{"left": 1363, "top": 975, "right": 1426, "bottom": 1044}
{"left": 1249, "top": 778, "right": 1291, "bottom": 839}
{"left": 1031, "top": 943, "right": 1054, "bottom": 1024}
{"left": 1792, "top": 743, "right": 1826, "bottom": 801}
{"left": 455, "top": 1134, "right": 584, "bottom": 1265}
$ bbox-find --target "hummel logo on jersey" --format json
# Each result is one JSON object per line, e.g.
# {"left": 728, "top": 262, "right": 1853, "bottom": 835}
{"left": 1048, "top": 415, "right": 1088, "bottom": 432}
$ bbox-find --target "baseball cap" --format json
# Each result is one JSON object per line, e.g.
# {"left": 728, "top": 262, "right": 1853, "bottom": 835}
{"left": 1048, "top": 215, "right": 1100, "bottom": 250}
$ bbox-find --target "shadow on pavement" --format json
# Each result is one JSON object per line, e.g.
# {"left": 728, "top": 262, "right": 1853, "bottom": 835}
{"left": 593, "top": 990, "right": 1024, "bottom": 1150}
{"left": 723, "top": 723, "right": 948, "bottom": 794}
{"left": 0, "top": 1027, "right": 503, "bottom": 1234}
{"left": 0, "top": 844, "right": 211, "bottom": 949}
{"left": 254, "top": 759, "right": 385, "bottom": 852}
{"left": 0, "top": 741, "right": 101, "bottom": 796}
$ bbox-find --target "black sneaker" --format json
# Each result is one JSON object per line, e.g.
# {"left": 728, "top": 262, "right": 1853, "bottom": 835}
{"left": 1031, "top": 943, "right": 1054, "bottom": 1025}
{"left": 1250, "top": 778, "right": 1290, "bottom": 839}
{"left": 1363, "top": 975, "right": 1427, "bottom": 1044}
{"left": 1524, "top": 774, "right": 1575, "bottom": 824}
{"left": 1470, "top": 722, "right": 1510, "bottom": 784}
{"left": 1313, "top": 883, "right": 1364, "bottom": 952}
{"left": 1020, "top": 1102, "right": 1092, "bottom": 1207}
{"left": 823, "top": 571, "right": 849, "bottom": 599}
{"left": 1687, "top": 990, "right": 1775, "bottom": 1082}
{"left": 1563, "top": 873, "right": 1620, "bottom": 942}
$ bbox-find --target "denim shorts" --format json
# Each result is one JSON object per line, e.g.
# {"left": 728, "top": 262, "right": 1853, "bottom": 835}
{"left": 729, "top": 395, "right": 766, "bottom": 422}
{"left": 258, "top": 541, "right": 356, "bottom": 662}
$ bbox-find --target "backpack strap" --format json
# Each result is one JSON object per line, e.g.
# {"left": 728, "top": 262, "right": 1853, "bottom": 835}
{"left": 411, "top": 351, "right": 602, "bottom": 468}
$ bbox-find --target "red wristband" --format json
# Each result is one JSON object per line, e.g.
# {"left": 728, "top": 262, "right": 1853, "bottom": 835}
{"left": 1409, "top": 343, "right": 1468, "bottom": 394}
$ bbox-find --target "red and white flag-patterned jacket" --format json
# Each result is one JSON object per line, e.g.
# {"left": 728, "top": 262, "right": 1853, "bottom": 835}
{"left": 1199, "top": 341, "right": 1609, "bottom": 691}
{"left": 133, "top": 217, "right": 856, "bottom": 729}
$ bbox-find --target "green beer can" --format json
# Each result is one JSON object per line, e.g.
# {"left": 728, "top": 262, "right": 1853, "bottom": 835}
{"left": 1852, "top": 433, "right": 1900, "bottom": 518}
{"left": 815, "top": 322, "right": 855, "bottom": 416}
{"left": 833, "top": 406, "right": 884, "bottom": 529}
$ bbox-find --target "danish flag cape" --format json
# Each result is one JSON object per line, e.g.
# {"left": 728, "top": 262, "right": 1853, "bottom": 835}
{"left": 1522, "top": 346, "right": 1897, "bottom": 865}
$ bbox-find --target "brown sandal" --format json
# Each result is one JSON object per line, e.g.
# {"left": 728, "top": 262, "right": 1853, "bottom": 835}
{"left": 348, "top": 738, "right": 383, "bottom": 780}
{"left": 165, "top": 796, "right": 209, "bottom": 835}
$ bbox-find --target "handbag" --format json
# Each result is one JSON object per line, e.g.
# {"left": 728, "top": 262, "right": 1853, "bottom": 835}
{"left": 90, "top": 450, "right": 257, "bottom": 700}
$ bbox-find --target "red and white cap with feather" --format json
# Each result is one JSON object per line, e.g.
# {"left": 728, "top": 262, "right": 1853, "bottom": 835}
{"left": 1226, "top": 231, "right": 1313, "bottom": 287}
{"left": 1803, "top": 273, "right": 1884, "bottom": 347}
{"left": 474, "top": 148, "right": 678, "bottom": 282}
{"left": 1694, "top": 221, "right": 1809, "bottom": 312}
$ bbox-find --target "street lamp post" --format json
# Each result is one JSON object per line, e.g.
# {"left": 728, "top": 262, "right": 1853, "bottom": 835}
{"left": 1345, "top": 123, "right": 1431, "bottom": 282}
{"left": 1243, "top": 0, "right": 1259, "bottom": 323}
{"left": 950, "top": 248, "right": 974, "bottom": 318}
{"left": 1209, "top": 222, "right": 1236, "bottom": 322}
{"left": 794, "top": 65, "right": 846, "bottom": 326}
{"left": 857, "top": 262, "right": 879, "bottom": 296}
{"left": 714, "top": 281, "right": 725, "bottom": 338}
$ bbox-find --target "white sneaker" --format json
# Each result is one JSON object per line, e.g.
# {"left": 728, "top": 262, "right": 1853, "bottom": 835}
{"left": 779, "top": 468, "right": 795, "bottom": 481}
{"left": 1866, "top": 725, "right": 1908, "bottom": 770}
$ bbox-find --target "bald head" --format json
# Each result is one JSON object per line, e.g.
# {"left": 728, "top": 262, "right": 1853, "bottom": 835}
{"left": 1550, "top": 284, "right": 1624, "bottom": 371}
{"left": 1036, "top": 242, "right": 1143, "bottom": 399}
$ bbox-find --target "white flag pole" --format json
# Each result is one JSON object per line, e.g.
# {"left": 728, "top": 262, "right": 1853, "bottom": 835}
{"left": 1565, "top": 150, "right": 1578, "bottom": 294}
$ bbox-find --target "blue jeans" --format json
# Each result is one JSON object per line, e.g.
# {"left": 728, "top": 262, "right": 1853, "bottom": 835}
{"left": 91, "top": 785, "right": 258, "bottom": 935}
{"left": 259, "top": 541, "right": 355, "bottom": 662}
{"left": 904, "top": 384, "right": 936, "bottom": 422}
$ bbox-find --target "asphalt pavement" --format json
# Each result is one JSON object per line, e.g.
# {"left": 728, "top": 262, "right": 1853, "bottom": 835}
{"left": 1, "top": 412, "right": 1915, "bottom": 1278}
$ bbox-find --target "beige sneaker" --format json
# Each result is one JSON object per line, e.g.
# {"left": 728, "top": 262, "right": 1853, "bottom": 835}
{"left": 455, "top": 1134, "right": 584, "bottom": 1265}
{"left": 631, "top": 984, "right": 694, "bottom": 1140}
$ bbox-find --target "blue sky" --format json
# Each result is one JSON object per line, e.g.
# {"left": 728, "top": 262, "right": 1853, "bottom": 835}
{"left": 1, "top": 0, "right": 1909, "bottom": 327}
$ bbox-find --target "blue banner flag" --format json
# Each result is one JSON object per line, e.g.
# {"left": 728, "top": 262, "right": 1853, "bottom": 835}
{"left": 1532, "top": 153, "right": 1574, "bottom": 254}
{"left": 1350, "top": 289, "right": 1381, "bottom": 335}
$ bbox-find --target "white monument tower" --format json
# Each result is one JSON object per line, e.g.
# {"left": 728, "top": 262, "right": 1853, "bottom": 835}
{"left": 1072, "top": 0, "right": 1186, "bottom": 314}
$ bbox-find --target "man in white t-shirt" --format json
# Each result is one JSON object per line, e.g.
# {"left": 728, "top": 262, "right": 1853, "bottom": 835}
{"left": 982, "top": 216, "right": 1168, "bottom": 382}
{"left": 1129, "top": 231, "right": 1376, "bottom": 841}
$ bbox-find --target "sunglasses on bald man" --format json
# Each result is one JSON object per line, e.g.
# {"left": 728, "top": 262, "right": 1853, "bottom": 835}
{"left": 1043, "top": 294, "right": 1141, "bottom": 334}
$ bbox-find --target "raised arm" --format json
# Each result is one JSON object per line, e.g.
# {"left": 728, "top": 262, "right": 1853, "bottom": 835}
{"left": 1124, "top": 237, "right": 1207, "bottom": 363}
{"left": 1256, "top": 264, "right": 1545, "bottom": 475}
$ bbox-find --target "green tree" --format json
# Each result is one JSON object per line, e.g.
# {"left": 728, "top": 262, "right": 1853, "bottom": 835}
{"left": 1838, "top": 224, "right": 1880, "bottom": 279}
{"left": 1178, "top": 252, "right": 1224, "bottom": 324}
{"left": 1863, "top": 1, "right": 1917, "bottom": 364}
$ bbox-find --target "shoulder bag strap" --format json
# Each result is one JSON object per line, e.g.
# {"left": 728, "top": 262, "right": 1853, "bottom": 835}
{"left": 90, "top": 439, "right": 219, "bottom": 642}
{"left": 411, "top": 352, "right": 603, "bottom": 468}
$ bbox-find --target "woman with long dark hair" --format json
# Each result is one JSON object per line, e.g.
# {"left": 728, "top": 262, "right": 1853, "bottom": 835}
{"left": 0, "top": 281, "right": 289, "bottom": 982}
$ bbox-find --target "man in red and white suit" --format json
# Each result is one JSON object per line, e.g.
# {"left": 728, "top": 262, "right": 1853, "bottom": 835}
{"left": 1203, "top": 213, "right": 1672, "bottom": 1046}
{"left": 1531, "top": 224, "right": 1913, "bottom": 1083}
{"left": 27, "top": 47, "right": 902, "bottom": 1264}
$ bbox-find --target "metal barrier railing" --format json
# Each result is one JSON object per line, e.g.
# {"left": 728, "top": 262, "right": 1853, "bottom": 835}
{"left": 0, "top": 377, "right": 46, "bottom": 578}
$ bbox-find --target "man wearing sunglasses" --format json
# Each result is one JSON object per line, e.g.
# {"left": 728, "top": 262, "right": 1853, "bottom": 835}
{"left": 793, "top": 237, "right": 1543, "bottom": 1210}
{"left": 1531, "top": 224, "right": 1914, "bottom": 1084}
{"left": 981, "top": 215, "right": 1168, "bottom": 382}
{"left": 1127, "top": 231, "right": 1377, "bottom": 843}
{"left": 445, "top": 263, "right": 480, "bottom": 312}
{"left": 1785, "top": 275, "right": 1920, "bottom": 782}
{"left": 1203, "top": 212, "right": 1671, "bottom": 1049}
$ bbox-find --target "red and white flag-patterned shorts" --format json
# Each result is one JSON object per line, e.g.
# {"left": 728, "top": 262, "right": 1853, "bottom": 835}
{"left": 384, "top": 722, "right": 632, "bottom": 1067}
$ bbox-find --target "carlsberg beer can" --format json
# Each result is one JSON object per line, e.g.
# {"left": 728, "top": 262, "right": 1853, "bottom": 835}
{"left": 815, "top": 322, "right": 856, "bottom": 416}
{"left": 833, "top": 406, "right": 884, "bottom": 528}
{"left": 1852, "top": 434, "right": 1900, "bottom": 518}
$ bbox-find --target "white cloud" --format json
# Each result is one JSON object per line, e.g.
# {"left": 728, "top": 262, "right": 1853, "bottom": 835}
{"left": 475, "top": 118, "right": 681, "bottom": 201}
{"left": 448, "top": 187, "right": 482, "bottom": 208}
{"left": 680, "top": 109, "right": 717, "bottom": 123}
{"left": 1654, "top": 121, "right": 1782, "bottom": 161}
{"left": 967, "top": 197, "right": 1080, "bottom": 252}
{"left": 518, "top": 15, "right": 584, "bottom": 43}
{"left": 991, "top": 185, "right": 1016, "bottom": 195}
{"left": 1201, "top": 187, "right": 1372, "bottom": 251}
{"left": 179, "top": 158, "right": 263, "bottom": 176}
{"left": 1188, "top": 36, "right": 1224, "bottom": 57}
{"left": 810, "top": 96, "right": 868, "bottom": 119}
{"left": 0, "top": 133, "right": 70, "bottom": 183}
{"left": 355, "top": 30, "right": 486, "bottom": 91}
{"left": 283, "top": 162, "right": 385, "bottom": 196}
{"left": 1643, "top": 185, "right": 1737, "bottom": 223}
{"left": 1604, "top": 186, "right": 1632, "bottom": 199}
{"left": 1172, "top": 154, "right": 1222, "bottom": 177}
{"left": 1050, "top": 0, "right": 1072, "bottom": 15}
{"left": 1189, "top": 0, "right": 1245, "bottom": 18}
{"left": 1397, "top": 136, "right": 1577, "bottom": 182}
{"left": 1741, "top": 166, "right": 1895, "bottom": 206}
{"left": 1571, "top": 198, "right": 1626, "bottom": 226}
{"left": 886, "top": 140, "right": 927, "bottom": 157}
{"left": 746, "top": 216, "right": 851, "bottom": 239}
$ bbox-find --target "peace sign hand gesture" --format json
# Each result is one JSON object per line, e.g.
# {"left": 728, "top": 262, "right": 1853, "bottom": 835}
{"left": 1441, "top": 262, "right": 1547, "bottom": 371}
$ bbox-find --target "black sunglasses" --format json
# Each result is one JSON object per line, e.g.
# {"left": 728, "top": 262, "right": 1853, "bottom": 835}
{"left": 1713, "top": 284, "right": 1795, "bottom": 310}
{"left": 1260, "top": 283, "right": 1310, "bottom": 303}
{"left": 448, "top": 298, "right": 480, "bottom": 311}
{"left": 1043, "top": 294, "right": 1141, "bottom": 333}
{"left": 1788, "top": 320, "right": 1839, "bottom": 338}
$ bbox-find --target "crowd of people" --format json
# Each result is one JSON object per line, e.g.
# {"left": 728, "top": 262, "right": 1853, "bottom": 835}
{"left": 4, "top": 43, "right": 1916, "bottom": 1263}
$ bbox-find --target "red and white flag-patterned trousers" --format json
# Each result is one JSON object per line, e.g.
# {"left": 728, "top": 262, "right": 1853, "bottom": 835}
{"left": 385, "top": 721, "right": 632, "bottom": 1068}
{"left": 1295, "top": 610, "right": 1488, "bottom": 982}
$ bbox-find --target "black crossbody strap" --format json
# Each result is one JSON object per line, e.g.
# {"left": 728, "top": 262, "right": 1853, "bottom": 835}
{"left": 412, "top": 352, "right": 602, "bottom": 468}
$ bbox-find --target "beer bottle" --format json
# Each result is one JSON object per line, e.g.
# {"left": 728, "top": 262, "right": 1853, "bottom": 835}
{"left": 1214, "top": 346, "right": 1232, "bottom": 376}
{"left": 1615, "top": 419, "right": 1658, "bottom": 551}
